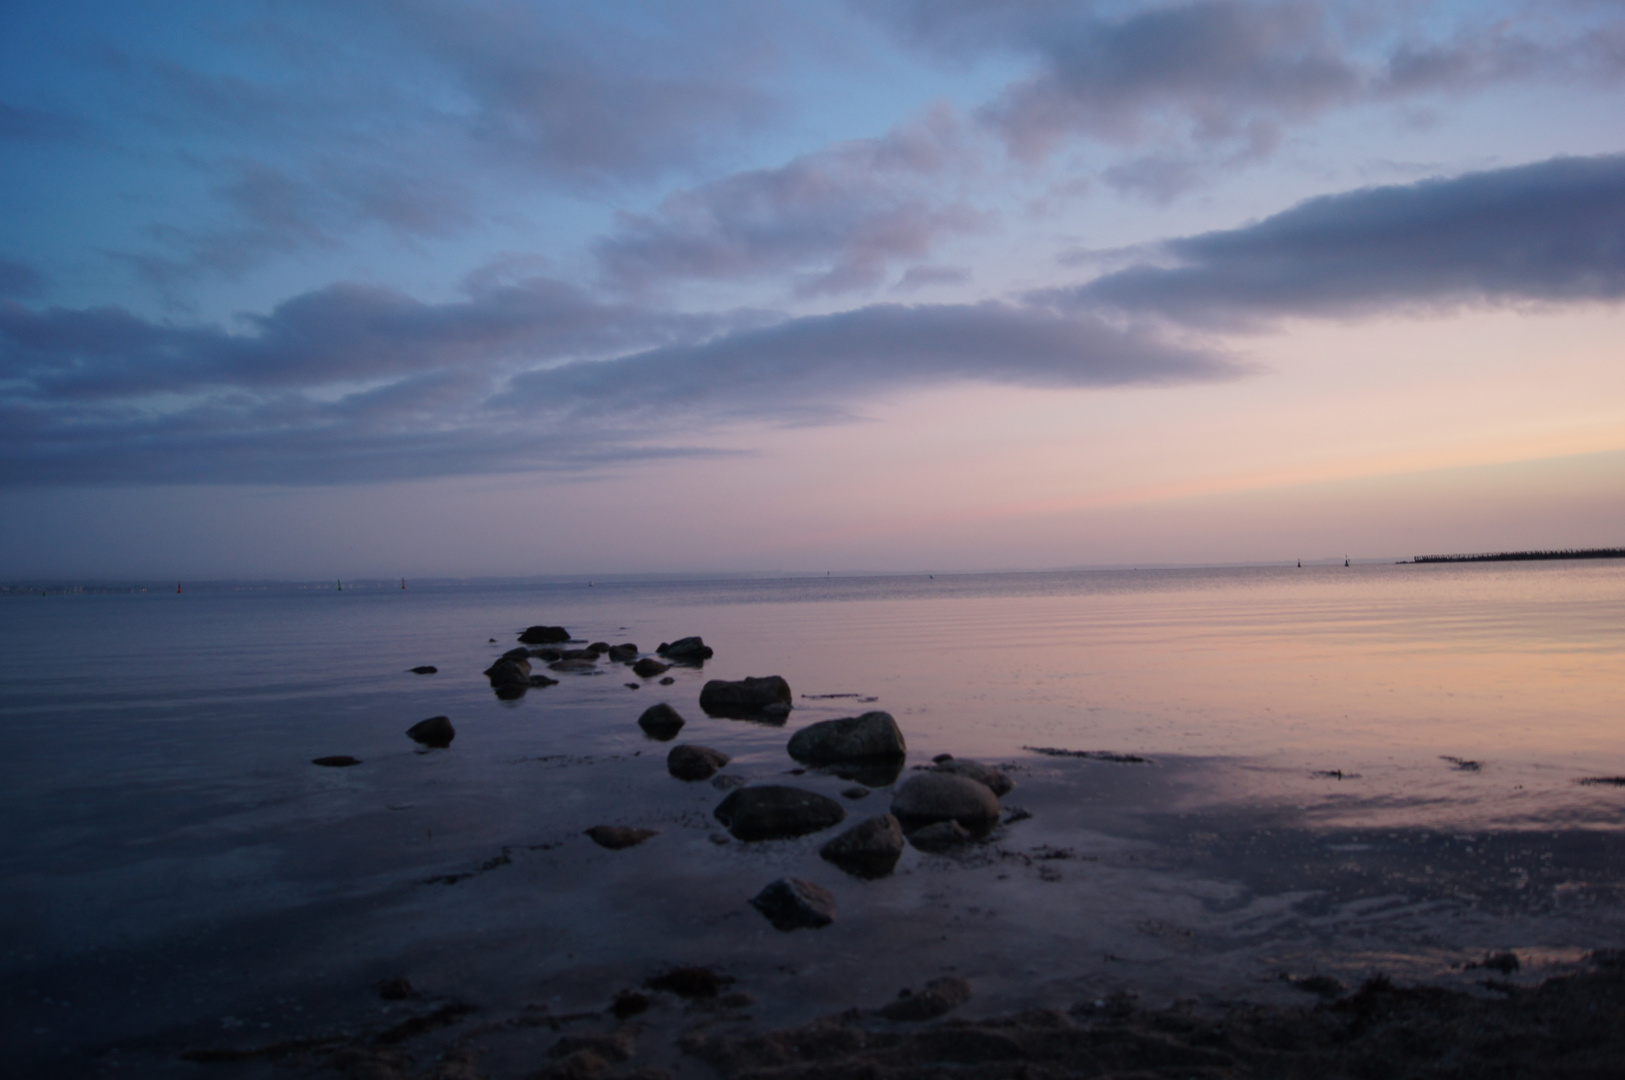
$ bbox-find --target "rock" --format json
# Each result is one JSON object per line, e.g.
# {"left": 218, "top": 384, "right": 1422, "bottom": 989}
{"left": 406, "top": 715, "right": 455, "bottom": 748}
{"left": 932, "top": 753, "right": 954, "bottom": 764}
{"left": 375, "top": 976, "right": 414, "bottom": 1001}
{"left": 876, "top": 977, "right": 972, "bottom": 1022}
{"left": 585, "top": 826, "right": 658, "bottom": 850}
{"left": 632, "top": 658, "right": 670, "bottom": 678}
{"left": 529, "top": 674, "right": 560, "bottom": 687}
{"left": 713, "top": 785, "right": 846, "bottom": 840}
{"left": 658, "top": 636, "right": 714, "bottom": 664}
{"left": 495, "top": 684, "right": 527, "bottom": 701}
{"left": 530, "top": 648, "right": 564, "bottom": 661}
{"left": 931, "top": 758, "right": 1014, "bottom": 796}
{"left": 485, "top": 657, "right": 531, "bottom": 687}
{"left": 646, "top": 967, "right": 730, "bottom": 999}
{"left": 312, "top": 755, "right": 360, "bottom": 767}
{"left": 502, "top": 646, "right": 531, "bottom": 660}
{"left": 519, "top": 625, "right": 570, "bottom": 644}
{"left": 841, "top": 786, "right": 870, "bottom": 799}
{"left": 549, "top": 658, "right": 599, "bottom": 673}
{"left": 550, "top": 1032, "right": 633, "bottom": 1062}
{"left": 819, "top": 814, "right": 905, "bottom": 878}
{"left": 700, "top": 675, "right": 792, "bottom": 719}
{"left": 906, "top": 819, "right": 972, "bottom": 851}
{"left": 787, "top": 712, "right": 906, "bottom": 764}
{"left": 711, "top": 774, "right": 747, "bottom": 791}
{"left": 409, "top": 665, "right": 437, "bottom": 675}
{"left": 586, "top": 642, "right": 611, "bottom": 655}
{"left": 561, "top": 648, "right": 599, "bottom": 661}
{"left": 637, "top": 703, "right": 685, "bottom": 740}
{"left": 610, "top": 990, "right": 652, "bottom": 1018}
{"left": 659, "top": 676, "right": 675, "bottom": 685}
{"left": 668, "top": 744, "right": 730, "bottom": 781}
{"left": 606, "top": 644, "right": 639, "bottom": 663}
{"left": 891, "top": 773, "right": 1001, "bottom": 834}
{"left": 750, "top": 878, "right": 835, "bottom": 931}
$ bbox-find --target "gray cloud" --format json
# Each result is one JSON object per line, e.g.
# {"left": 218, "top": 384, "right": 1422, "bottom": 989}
{"left": 872, "top": 2, "right": 1625, "bottom": 171}
{"left": 1072, "top": 153, "right": 1625, "bottom": 325}
{"left": 509, "top": 301, "right": 1240, "bottom": 426}
{"left": 0, "top": 259, "right": 45, "bottom": 299}
{"left": 0, "top": 281, "right": 1236, "bottom": 485}
{"left": 596, "top": 109, "right": 988, "bottom": 297}
{"left": 0, "top": 100, "right": 86, "bottom": 143}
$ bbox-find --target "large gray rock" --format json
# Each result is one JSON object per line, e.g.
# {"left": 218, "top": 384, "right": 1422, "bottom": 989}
{"left": 700, "top": 675, "right": 792, "bottom": 719}
{"left": 658, "top": 636, "right": 714, "bottom": 664}
{"left": 788, "top": 712, "right": 906, "bottom": 764}
{"left": 668, "top": 744, "right": 730, "bottom": 781}
{"left": 819, "top": 813, "right": 905, "bottom": 879}
{"left": 636, "top": 702, "right": 685, "bottom": 740}
{"left": 714, "top": 785, "right": 846, "bottom": 841}
{"left": 406, "top": 715, "right": 455, "bottom": 748}
{"left": 930, "top": 757, "right": 1014, "bottom": 796}
{"left": 891, "top": 772, "right": 1001, "bottom": 834}
{"left": 484, "top": 656, "right": 531, "bottom": 687}
{"left": 749, "top": 877, "right": 835, "bottom": 931}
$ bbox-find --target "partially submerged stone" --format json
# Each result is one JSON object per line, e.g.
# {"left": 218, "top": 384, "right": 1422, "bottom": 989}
{"left": 585, "top": 826, "right": 658, "bottom": 850}
{"left": 906, "top": 819, "right": 972, "bottom": 851}
{"left": 876, "top": 977, "right": 972, "bottom": 1021}
{"left": 658, "top": 636, "right": 714, "bottom": 664}
{"left": 312, "top": 755, "right": 360, "bottom": 767}
{"left": 632, "top": 658, "right": 670, "bottom": 678}
{"left": 714, "top": 785, "right": 846, "bottom": 840}
{"left": 787, "top": 712, "right": 906, "bottom": 765}
{"left": 749, "top": 877, "right": 835, "bottom": 931}
{"left": 637, "top": 702, "right": 685, "bottom": 740}
{"left": 409, "top": 665, "right": 437, "bottom": 675}
{"left": 668, "top": 744, "right": 730, "bottom": 781}
{"left": 930, "top": 757, "right": 1014, "bottom": 796}
{"left": 819, "top": 813, "right": 905, "bottom": 878}
{"left": 891, "top": 772, "right": 1001, "bottom": 834}
{"left": 406, "top": 715, "right": 455, "bottom": 748}
{"left": 606, "top": 643, "right": 639, "bottom": 663}
{"left": 700, "top": 675, "right": 792, "bottom": 719}
{"left": 518, "top": 625, "right": 570, "bottom": 644}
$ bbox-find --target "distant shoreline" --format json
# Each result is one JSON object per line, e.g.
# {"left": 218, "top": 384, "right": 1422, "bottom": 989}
{"left": 1412, "top": 548, "right": 1625, "bottom": 564}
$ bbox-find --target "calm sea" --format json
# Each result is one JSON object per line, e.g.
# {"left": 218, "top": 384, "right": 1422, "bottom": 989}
{"left": 5, "top": 561, "right": 1625, "bottom": 1074}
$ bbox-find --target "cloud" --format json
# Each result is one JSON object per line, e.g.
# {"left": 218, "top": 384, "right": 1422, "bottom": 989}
{"left": 509, "top": 301, "right": 1240, "bottom": 426}
{"left": 595, "top": 108, "right": 988, "bottom": 297}
{"left": 0, "top": 259, "right": 45, "bottom": 299}
{"left": 871, "top": 1, "right": 1625, "bottom": 172}
{"left": 0, "top": 100, "right": 86, "bottom": 143}
{"left": 1072, "top": 153, "right": 1625, "bottom": 325}
{"left": 0, "top": 282, "right": 1236, "bottom": 485}
{"left": 893, "top": 265, "right": 971, "bottom": 291}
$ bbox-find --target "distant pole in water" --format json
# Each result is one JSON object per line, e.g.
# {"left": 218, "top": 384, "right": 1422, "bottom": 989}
{"left": 176, "top": 583, "right": 182, "bottom": 594}
{"left": 400, "top": 577, "right": 405, "bottom": 589}
{"left": 1297, "top": 560, "right": 1301, "bottom": 568}
{"left": 337, "top": 579, "right": 342, "bottom": 591}
{"left": 1344, "top": 557, "right": 1350, "bottom": 567}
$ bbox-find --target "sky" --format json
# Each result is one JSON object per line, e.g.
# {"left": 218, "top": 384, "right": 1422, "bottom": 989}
{"left": 2, "top": 0, "right": 1624, "bottom": 579}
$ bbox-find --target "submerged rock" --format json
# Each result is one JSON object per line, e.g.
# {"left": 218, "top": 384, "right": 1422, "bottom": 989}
{"left": 409, "top": 665, "right": 438, "bottom": 675}
{"left": 930, "top": 758, "right": 1014, "bottom": 796}
{"left": 700, "top": 675, "right": 792, "bottom": 719}
{"left": 548, "top": 658, "right": 599, "bottom": 674}
{"left": 529, "top": 674, "right": 560, "bottom": 688}
{"left": 749, "top": 877, "right": 835, "bottom": 931}
{"left": 485, "top": 656, "right": 531, "bottom": 688}
{"left": 819, "top": 813, "right": 905, "bottom": 878}
{"left": 312, "top": 755, "right": 361, "bottom": 767}
{"left": 561, "top": 648, "right": 599, "bottom": 661}
{"left": 787, "top": 712, "right": 906, "bottom": 765}
{"left": 876, "top": 977, "right": 972, "bottom": 1021}
{"left": 406, "top": 715, "right": 455, "bottom": 748}
{"left": 668, "top": 744, "right": 731, "bottom": 781}
{"left": 714, "top": 785, "right": 846, "bottom": 840}
{"left": 632, "top": 658, "right": 670, "bottom": 678}
{"left": 585, "top": 826, "right": 658, "bottom": 850}
{"left": 658, "top": 636, "right": 714, "bottom": 664}
{"left": 518, "top": 625, "right": 570, "bottom": 644}
{"left": 637, "top": 703, "right": 686, "bottom": 740}
{"left": 891, "top": 772, "right": 1000, "bottom": 834}
{"left": 906, "top": 819, "right": 972, "bottom": 851}
{"left": 606, "top": 643, "right": 639, "bottom": 663}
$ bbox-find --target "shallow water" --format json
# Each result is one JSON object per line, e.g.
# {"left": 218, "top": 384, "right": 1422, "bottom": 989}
{"left": 4, "top": 562, "right": 1625, "bottom": 1076}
